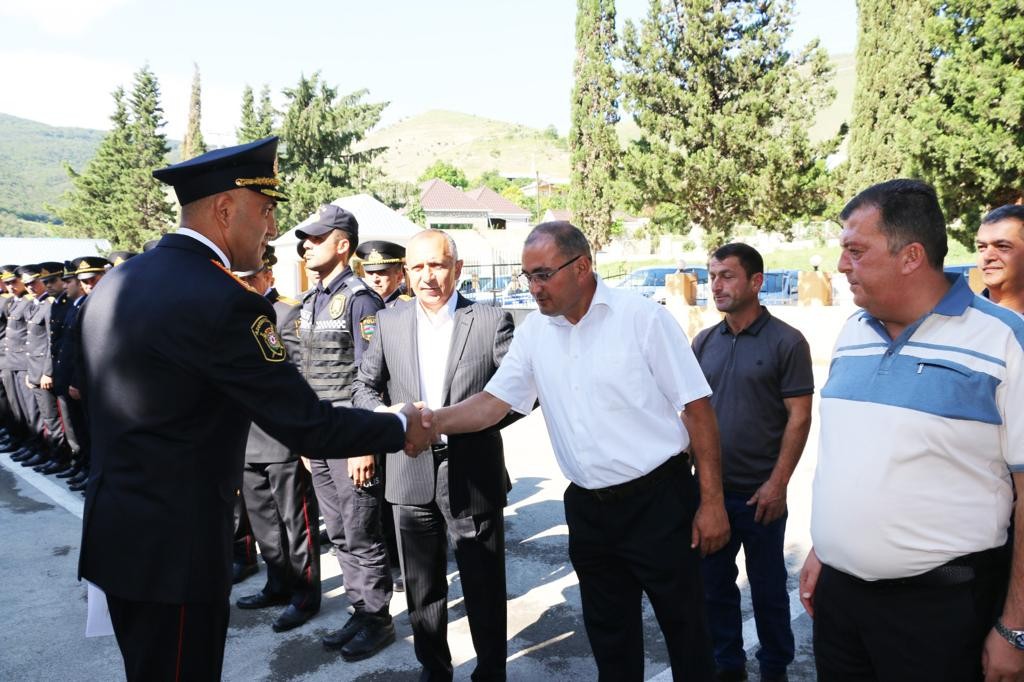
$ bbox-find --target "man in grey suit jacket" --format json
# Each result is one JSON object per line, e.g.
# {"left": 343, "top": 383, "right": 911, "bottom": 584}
{"left": 353, "top": 229, "right": 515, "bottom": 681}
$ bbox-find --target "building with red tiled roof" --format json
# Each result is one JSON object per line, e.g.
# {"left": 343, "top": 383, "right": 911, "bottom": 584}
{"left": 420, "top": 178, "right": 490, "bottom": 230}
{"left": 465, "top": 186, "right": 531, "bottom": 230}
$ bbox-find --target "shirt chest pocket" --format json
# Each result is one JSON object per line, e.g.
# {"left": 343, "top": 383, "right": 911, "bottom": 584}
{"left": 590, "top": 351, "right": 646, "bottom": 412}
{"left": 910, "top": 357, "right": 1002, "bottom": 424}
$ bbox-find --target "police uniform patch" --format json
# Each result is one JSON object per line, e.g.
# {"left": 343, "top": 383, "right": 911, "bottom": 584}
{"left": 251, "top": 315, "right": 286, "bottom": 362}
{"left": 360, "top": 315, "right": 377, "bottom": 341}
{"left": 329, "top": 293, "right": 346, "bottom": 319}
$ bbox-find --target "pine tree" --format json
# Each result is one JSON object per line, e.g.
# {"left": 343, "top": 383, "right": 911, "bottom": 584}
{"left": 569, "top": 0, "right": 620, "bottom": 253}
{"left": 52, "top": 87, "right": 133, "bottom": 239}
{"left": 620, "top": 0, "right": 838, "bottom": 248}
{"left": 182, "top": 63, "right": 207, "bottom": 160}
{"left": 908, "top": 0, "right": 1024, "bottom": 247}
{"left": 237, "top": 84, "right": 275, "bottom": 143}
{"left": 845, "top": 0, "right": 931, "bottom": 196}
{"left": 275, "top": 73, "right": 388, "bottom": 228}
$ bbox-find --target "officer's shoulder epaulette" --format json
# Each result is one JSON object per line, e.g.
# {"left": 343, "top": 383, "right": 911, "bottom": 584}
{"left": 0, "top": 293, "right": 10, "bottom": 298}
{"left": 24, "top": 293, "right": 35, "bottom": 301}
{"left": 346, "top": 278, "right": 368, "bottom": 293}
{"left": 398, "top": 294, "right": 413, "bottom": 301}
{"left": 208, "top": 259, "right": 258, "bottom": 294}
{"left": 277, "top": 294, "right": 300, "bottom": 306}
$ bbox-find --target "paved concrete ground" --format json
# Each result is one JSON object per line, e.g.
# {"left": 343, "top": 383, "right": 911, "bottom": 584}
{"left": 0, "top": 398, "right": 823, "bottom": 681}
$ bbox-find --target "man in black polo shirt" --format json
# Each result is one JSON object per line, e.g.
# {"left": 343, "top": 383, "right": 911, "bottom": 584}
{"left": 692, "top": 242, "right": 814, "bottom": 682}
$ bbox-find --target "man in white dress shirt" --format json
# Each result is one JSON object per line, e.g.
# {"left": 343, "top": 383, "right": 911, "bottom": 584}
{"left": 421, "top": 221, "right": 729, "bottom": 681}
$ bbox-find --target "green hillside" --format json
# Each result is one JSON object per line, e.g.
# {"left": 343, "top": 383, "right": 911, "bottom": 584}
{"left": 361, "top": 109, "right": 571, "bottom": 182}
{"left": 0, "top": 113, "right": 106, "bottom": 236}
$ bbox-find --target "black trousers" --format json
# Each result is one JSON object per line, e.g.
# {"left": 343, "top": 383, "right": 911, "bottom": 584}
{"left": 0, "top": 368, "right": 25, "bottom": 438}
{"left": 310, "top": 457, "right": 392, "bottom": 614}
{"left": 813, "top": 556, "right": 1007, "bottom": 681}
{"left": 564, "top": 461, "right": 714, "bottom": 682}
{"left": 397, "top": 458, "right": 507, "bottom": 681}
{"left": 56, "top": 395, "right": 81, "bottom": 456}
{"left": 14, "top": 370, "right": 43, "bottom": 448}
{"left": 242, "top": 459, "right": 321, "bottom": 610}
{"left": 106, "top": 594, "right": 229, "bottom": 682}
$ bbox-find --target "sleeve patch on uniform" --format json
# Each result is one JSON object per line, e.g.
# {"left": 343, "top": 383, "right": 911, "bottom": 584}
{"left": 360, "top": 315, "right": 377, "bottom": 341}
{"left": 329, "top": 293, "right": 347, "bottom": 319}
{"left": 251, "top": 315, "right": 286, "bottom": 362}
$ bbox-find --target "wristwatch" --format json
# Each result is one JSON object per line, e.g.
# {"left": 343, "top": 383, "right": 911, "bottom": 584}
{"left": 995, "top": 619, "right": 1024, "bottom": 650}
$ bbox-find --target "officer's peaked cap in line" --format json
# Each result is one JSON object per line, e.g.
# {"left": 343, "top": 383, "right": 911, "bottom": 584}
{"left": 356, "top": 240, "right": 405, "bottom": 272}
{"left": 37, "top": 262, "right": 65, "bottom": 282}
{"left": 152, "top": 136, "right": 287, "bottom": 206}
{"left": 76, "top": 256, "right": 111, "bottom": 280}
{"left": 294, "top": 204, "right": 359, "bottom": 244}
{"left": 1, "top": 265, "right": 20, "bottom": 283}
{"left": 61, "top": 261, "right": 78, "bottom": 281}
{"left": 108, "top": 250, "right": 138, "bottom": 266}
{"left": 16, "top": 264, "right": 41, "bottom": 284}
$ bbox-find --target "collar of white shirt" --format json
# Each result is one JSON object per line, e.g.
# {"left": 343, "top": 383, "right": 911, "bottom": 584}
{"left": 176, "top": 227, "right": 231, "bottom": 270}
{"left": 547, "top": 273, "right": 611, "bottom": 327}
{"left": 416, "top": 291, "right": 459, "bottom": 327}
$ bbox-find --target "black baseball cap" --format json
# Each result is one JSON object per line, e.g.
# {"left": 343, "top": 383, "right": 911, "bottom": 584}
{"left": 294, "top": 204, "right": 359, "bottom": 245}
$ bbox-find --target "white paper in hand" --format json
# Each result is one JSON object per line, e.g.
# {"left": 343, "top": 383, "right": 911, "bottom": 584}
{"left": 85, "top": 581, "right": 114, "bottom": 637}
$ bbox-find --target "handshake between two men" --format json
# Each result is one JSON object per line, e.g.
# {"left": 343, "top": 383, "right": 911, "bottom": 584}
{"left": 393, "top": 401, "right": 437, "bottom": 455}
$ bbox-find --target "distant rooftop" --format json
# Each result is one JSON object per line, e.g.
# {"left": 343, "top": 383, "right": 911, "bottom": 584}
{"left": 420, "top": 179, "right": 487, "bottom": 213}
{"left": 465, "top": 186, "right": 530, "bottom": 216}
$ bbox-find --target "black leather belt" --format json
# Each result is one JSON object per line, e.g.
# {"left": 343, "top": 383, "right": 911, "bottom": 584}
{"left": 574, "top": 455, "right": 685, "bottom": 502}
{"left": 431, "top": 443, "right": 448, "bottom": 462}
{"left": 832, "top": 546, "right": 1007, "bottom": 588}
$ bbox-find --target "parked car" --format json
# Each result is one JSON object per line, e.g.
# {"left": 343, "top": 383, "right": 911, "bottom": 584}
{"left": 944, "top": 264, "right": 976, "bottom": 281}
{"left": 759, "top": 269, "right": 801, "bottom": 305}
{"left": 615, "top": 266, "right": 708, "bottom": 305}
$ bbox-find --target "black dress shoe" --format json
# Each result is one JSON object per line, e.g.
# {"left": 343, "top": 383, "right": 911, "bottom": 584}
{"left": 10, "top": 447, "right": 33, "bottom": 461}
{"left": 69, "top": 479, "right": 87, "bottom": 492}
{"left": 33, "top": 458, "right": 56, "bottom": 472}
{"left": 40, "top": 460, "right": 70, "bottom": 475}
{"left": 322, "top": 612, "right": 367, "bottom": 650}
{"left": 56, "top": 464, "right": 81, "bottom": 479}
{"left": 68, "top": 469, "right": 89, "bottom": 486}
{"left": 22, "top": 452, "right": 47, "bottom": 467}
{"left": 272, "top": 604, "right": 318, "bottom": 632}
{"left": 236, "top": 591, "right": 290, "bottom": 609}
{"left": 715, "top": 669, "right": 748, "bottom": 682}
{"left": 232, "top": 562, "right": 259, "bottom": 584}
{"left": 340, "top": 615, "right": 395, "bottom": 661}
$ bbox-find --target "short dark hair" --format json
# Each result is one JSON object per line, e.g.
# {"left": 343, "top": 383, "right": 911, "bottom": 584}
{"left": 711, "top": 242, "right": 764, "bottom": 277}
{"left": 981, "top": 205, "right": 1024, "bottom": 234}
{"left": 839, "top": 179, "right": 948, "bottom": 269}
{"left": 525, "top": 221, "right": 592, "bottom": 261}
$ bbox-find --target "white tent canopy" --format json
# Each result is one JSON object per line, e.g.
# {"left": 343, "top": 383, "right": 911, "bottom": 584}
{"left": 0, "top": 237, "right": 112, "bottom": 265}
{"left": 269, "top": 193, "right": 423, "bottom": 297}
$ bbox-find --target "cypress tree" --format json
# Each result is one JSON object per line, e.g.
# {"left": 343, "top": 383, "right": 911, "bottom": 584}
{"left": 908, "top": 0, "right": 1024, "bottom": 247}
{"left": 117, "top": 65, "right": 174, "bottom": 248}
{"left": 845, "top": 0, "right": 931, "bottom": 195}
{"left": 237, "top": 84, "right": 275, "bottom": 143}
{"left": 569, "top": 0, "right": 620, "bottom": 253}
{"left": 620, "top": 0, "right": 837, "bottom": 249}
{"left": 275, "top": 73, "right": 388, "bottom": 228}
{"left": 52, "top": 87, "right": 133, "bottom": 239}
{"left": 182, "top": 63, "right": 207, "bottom": 160}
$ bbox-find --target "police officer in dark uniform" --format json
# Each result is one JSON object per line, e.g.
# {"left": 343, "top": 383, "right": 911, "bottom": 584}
{"left": 356, "top": 240, "right": 411, "bottom": 308}
{"left": 108, "top": 250, "right": 138, "bottom": 267}
{"left": 354, "top": 239, "right": 410, "bottom": 590}
{"left": 76, "top": 137, "right": 428, "bottom": 682}
{"left": 51, "top": 260, "right": 87, "bottom": 482}
{"left": 234, "top": 246, "right": 323, "bottom": 632}
{"left": 26, "top": 262, "right": 69, "bottom": 473}
{"left": 63, "top": 256, "right": 111, "bottom": 492}
{"left": 295, "top": 204, "right": 396, "bottom": 661}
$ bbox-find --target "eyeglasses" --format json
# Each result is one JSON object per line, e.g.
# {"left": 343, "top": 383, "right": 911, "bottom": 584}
{"left": 518, "top": 255, "right": 582, "bottom": 287}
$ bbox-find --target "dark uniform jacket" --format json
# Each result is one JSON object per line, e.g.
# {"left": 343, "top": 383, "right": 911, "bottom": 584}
{"left": 53, "top": 296, "right": 84, "bottom": 398}
{"left": 77, "top": 234, "right": 405, "bottom": 605}
{"left": 45, "top": 290, "right": 71, "bottom": 378}
{"left": 244, "top": 288, "right": 302, "bottom": 465}
{"left": 352, "top": 294, "right": 515, "bottom": 518}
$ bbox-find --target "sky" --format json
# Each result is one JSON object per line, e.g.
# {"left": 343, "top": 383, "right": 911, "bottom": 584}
{"left": 0, "top": 0, "right": 857, "bottom": 146}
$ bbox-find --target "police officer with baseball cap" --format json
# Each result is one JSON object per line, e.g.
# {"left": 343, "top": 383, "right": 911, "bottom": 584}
{"left": 295, "top": 204, "right": 397, "bottom": 660}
